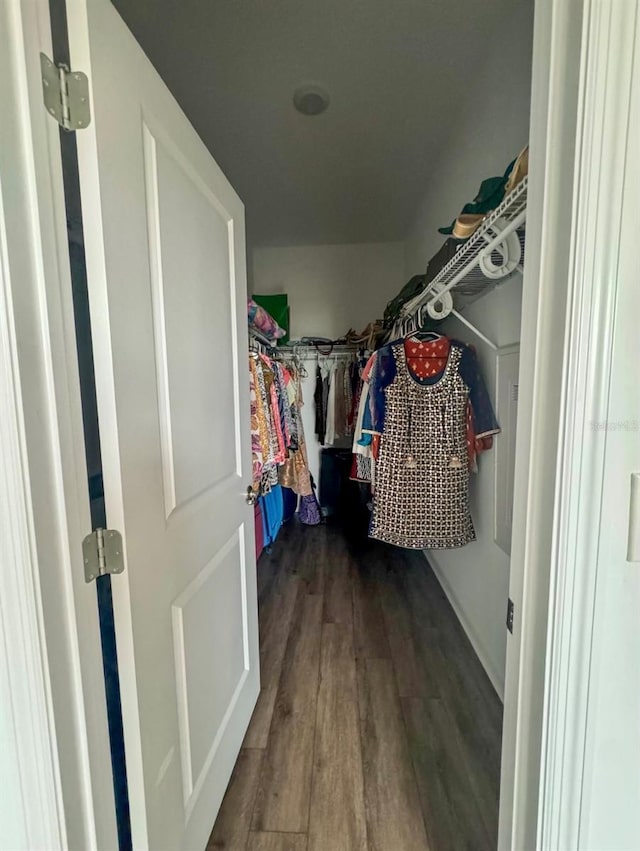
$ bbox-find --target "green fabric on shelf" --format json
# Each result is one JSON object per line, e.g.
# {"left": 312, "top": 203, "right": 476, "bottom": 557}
{"left": 252, "top": 293, "right": 290, "bottom": 344}
{"left": 438, "top": 157, "right": 517, "bottom": 235}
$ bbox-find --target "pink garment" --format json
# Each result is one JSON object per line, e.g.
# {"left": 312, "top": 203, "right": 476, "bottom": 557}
{"left": 247, "top": 298, "right": 285, "bottom": 341}
{"left": 249, "top": 359, "right": 265, "bottom": 487}
{"left": 270, "top": 383, "right": 286, "bottom": 463}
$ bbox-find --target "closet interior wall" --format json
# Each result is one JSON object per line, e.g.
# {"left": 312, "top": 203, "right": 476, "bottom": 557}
{"left": 252, "top": 241, "right": 405, "bottom": 341}
{"left": 403, "top": 3, "right": 534, "bottom": 698}
{"left": 250, "top": 3, "right": 534, "bottom": 697}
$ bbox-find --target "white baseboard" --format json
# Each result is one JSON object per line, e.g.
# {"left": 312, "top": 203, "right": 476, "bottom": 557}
{"left": 426, "top": 552, "right": 505, "bottom": 702}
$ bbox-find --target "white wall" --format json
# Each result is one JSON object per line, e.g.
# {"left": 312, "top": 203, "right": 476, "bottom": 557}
{"left": 251, "top": 241, "right": 405, "bottom": 340}
{"left": 403, "top": 3, "right": 534, "bottom": 699}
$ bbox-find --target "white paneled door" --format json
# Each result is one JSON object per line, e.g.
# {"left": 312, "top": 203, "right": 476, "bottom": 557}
{"left": 67, "top": 0, "right": 259, "bottom": 847}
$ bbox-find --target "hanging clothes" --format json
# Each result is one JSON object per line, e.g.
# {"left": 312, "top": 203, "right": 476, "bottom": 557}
{"left": 314, "top": 365, "right": 326, "bottom": 445}
{"left": 298, "top": 474, "right": 322, "bottom": 525}
{"left": 249, "top": 361, "right": 265, "bottom": 488}
{"left": 324, "top": 361, "right": 337, "bottom": 446}
{"left": 366, "top": 336, "right": 499, "bottom": 549}
{"left": 333, "top": 361, "right": 347, "bottom": 439}
{"left": 350, "top": 352, "right": 378, "bottom": 486}
{"left": 313, "top": 352, "right": 360, "bottom": 446}
{"left": 250, "top": 356, "right": 277, "bottom": 490}
{"left": 249, "top": 353, "right": 314, "bottom": 508}
{"left": 279, "top": 366, "right": 314, "bottom": 498}
{"left": 259, "top": 484, "right": 284, "bottom": 548}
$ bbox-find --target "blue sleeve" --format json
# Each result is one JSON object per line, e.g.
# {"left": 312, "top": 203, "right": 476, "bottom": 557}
{"left": 458, "top": 343, "right": 500, "bottom": 437}
{"left": 359, "top": 393, "right": 374, "bottom": 445}
{"left": 365, "top": 345, "right": 397, "bottom": 434}
{"left": 361, "top": 380, "right": 374, "bottom": 435}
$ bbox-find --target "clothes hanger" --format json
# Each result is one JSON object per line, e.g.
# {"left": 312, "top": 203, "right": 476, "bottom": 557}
{"left": 411, "top": 330, "right": 442, "bottom": 342}
{"left": 400, "top": 307, "right": 449, "bottom": 359}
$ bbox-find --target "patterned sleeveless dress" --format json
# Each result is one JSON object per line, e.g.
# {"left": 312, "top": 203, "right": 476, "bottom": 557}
{"left": 369, "top": 341, "right": 476, "bottom": 549}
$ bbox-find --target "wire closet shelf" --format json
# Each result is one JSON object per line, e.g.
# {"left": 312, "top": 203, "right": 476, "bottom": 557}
{"left": 394, "top": 175, "right": 528, "bottom": 350}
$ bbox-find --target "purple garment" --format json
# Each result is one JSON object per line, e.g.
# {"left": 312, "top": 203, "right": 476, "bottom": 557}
{"left": 299, "top": 474, "right": 321, "bottom": 525}
{"left": 299, "top": 493, "right": 321, "bottom": 525}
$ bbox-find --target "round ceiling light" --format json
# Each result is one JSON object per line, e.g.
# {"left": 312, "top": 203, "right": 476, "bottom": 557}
{"left": 293, "top": 85, "right": 330, "bottom": 116}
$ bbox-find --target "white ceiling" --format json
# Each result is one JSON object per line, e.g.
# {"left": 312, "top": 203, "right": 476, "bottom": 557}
{"left": 113, "top": 0, "right": 519, "bottom": 247}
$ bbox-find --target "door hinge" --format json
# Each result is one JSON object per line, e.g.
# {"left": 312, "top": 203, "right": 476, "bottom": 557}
{"left": 506, "top": 597, "right": 514, "bottom": 633}
{"left": 40, "top": 53, "right": 91, "bottom": 131}
{"left": 83, "top": 528, "right": 125, "bottom": 583}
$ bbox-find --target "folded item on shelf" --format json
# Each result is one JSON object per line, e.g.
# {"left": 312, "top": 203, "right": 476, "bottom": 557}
{"left": 252, "top": 293, "right": 290, "bottom": 344}
{"left": 504, "top": 144, "right": 529, "bottom": 194}
{"left": 445, "top": 212, "right": 486, "bottom": 240}
{"left": 383, "top": 275, "right": 426, "bottom": 329}
{"left": 438, "top": 152, "right": 521, "bottom": 235}
{"left": 248, "top": 297, "right": 286, "bottom": 341}
{"left": 344, "top": 321, "right": 386, "bottom": 349}
{"left": 425, "top": 237, "right": 466, "bottom": 283}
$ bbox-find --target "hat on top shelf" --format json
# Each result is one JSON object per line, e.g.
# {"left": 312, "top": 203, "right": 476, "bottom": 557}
{"left": 437, "top": 145, "right": 529, "bottom": 239}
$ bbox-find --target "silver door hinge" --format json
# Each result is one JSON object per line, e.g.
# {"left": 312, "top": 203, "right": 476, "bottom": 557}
{"left": 506, "top": 597, "right": 514, "bottom": 633}
{"left": 40, "top": 53, "right": 91, "bottom": 131}
{"left": 83, "top": 528, "right": 125, "bottom": 583}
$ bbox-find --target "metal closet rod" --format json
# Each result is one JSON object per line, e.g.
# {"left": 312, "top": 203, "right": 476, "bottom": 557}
{"left": 279, "top": 338, "right": 364, "bottom": 355}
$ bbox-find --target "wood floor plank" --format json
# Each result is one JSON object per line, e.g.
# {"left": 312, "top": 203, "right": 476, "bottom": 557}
{"left": 323, "top": 548, "right": 353, "bottom": 625}
{"left": 308, "top": 623, "right": 367, "bottom": 851}
{"left": 405, "top": 563, "right": 502, "bottom": 841}
{"left": 430, "top": 641, "right": 500, "bottom": 845}
{"left": 246, "top": 831, "right": 308, "bottom": 851}
{"left": 377, "top": 557, "right": 441, "bottom": 700}
{"left": 396, "top": 550, "right": 445, "bottom": 629}
{"left": 260, "top": 578, "right": 300, "bottom": 684}
{"left": 359, "top": 657, "right": 430, "bottom": 851}
{"left": 245, "top": 576, "right": 301, "bottom": 749}
{"left": 294, "top": 524, "right": 326, "bottom": 595}
{"left": 243, "top": 685, "right": 278, "bottom": 750}
{"left": 397, "top": 554, "right": 503, "bottom": 830}
{"left": 435, "top": 615, "right": 503, "bottom": 741}
{"left": 408, "top": 555, "right": 502, "bottom": 726}
{"left": 252, "top": 593, "right": 323, "bottom": 833}
{"left": 211, "top": 526, "right": 501, "bottom": 851}
{"left": 402, "top": 697, "right": 493, "bottom": 851}
{"left": 206, "top": 749, "right": 264, "bottom": 850}
{"left": 256, "top": 523, "right": 295, "bottom": 602}
{"left": 351, "top": 550, "right": 390, "bottom": 660}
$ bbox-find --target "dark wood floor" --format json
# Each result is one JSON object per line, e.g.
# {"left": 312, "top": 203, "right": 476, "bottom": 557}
{"left": 208, "top": 520, "right": 503, "bottom": 851}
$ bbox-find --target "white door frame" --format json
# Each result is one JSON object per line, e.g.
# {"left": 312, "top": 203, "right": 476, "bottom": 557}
{"left": 2, "top": 0, "right": 636, "bottom": 848}
{"left": 0, "top": 0, "right": 117, "bottom": 848}
{"left": 500, "top": 0, "right": 640, "bottom": 848}
{"left": 498, "top": 0, "right": 585, "bottom": 845}
{"left": 534, "top": 1, "right": 640, "bottom": 847}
